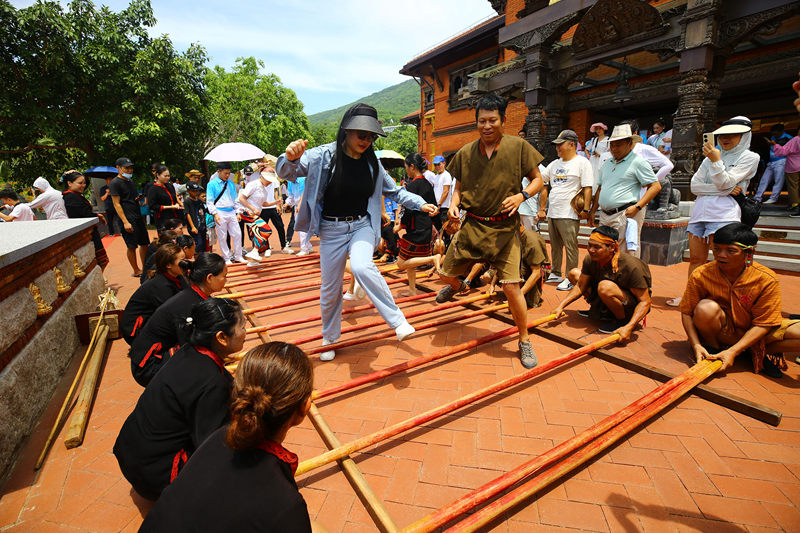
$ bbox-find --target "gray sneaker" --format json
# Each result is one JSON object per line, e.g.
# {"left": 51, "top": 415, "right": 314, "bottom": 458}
{"left": 519, "top": 341, "right": 538, "bottom": 369}
{"left": 436, "top": 282, "right": 465, "bottom": 303}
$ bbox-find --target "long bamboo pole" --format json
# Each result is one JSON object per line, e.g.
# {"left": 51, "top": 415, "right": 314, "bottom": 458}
{"left": 308, "top": 404, "right": 399, "bottom": 533}
{"left": 446, "top": 359, "right": 722, "bottom": 532}
{"left": 35, "top": 289, "right": 111, "bottom": 470}
{"left": 302, "top": 302, "right": 509, "bottom": 356}
{"left": 247, "top": 292, "right": 434, "bottom": 334}
{"left": 63, "top": 325, "right": 110, "bottom": 449}
{"left": 291, "top": 293, "right": 493, "bottom": 345}
{"left": 226, "top": 270, "right": 427, "bottom": 300}
{"left": 295, "top": 334, "right": 620, "bottom": 476}
{"left": 243, "top": 293, "right": 324, "bottom": 315}
{"left": 225, "top": 263, "right": 399, "bottom": 289}
{"left": 401, "top": 359, "right": 711, "bottom": 532}
{"left": 225, "top": 253, "right": 320, "bottom": 272}
{"left": 312, "top": 314, "right": 558, "bottom": 402}
{"left": 225, "top": 256, "right": 321, "bottom": 279}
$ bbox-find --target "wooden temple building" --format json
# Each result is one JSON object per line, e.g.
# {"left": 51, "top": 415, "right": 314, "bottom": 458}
{"left": 400, "top": 0, "right": 800, "bottom": 196}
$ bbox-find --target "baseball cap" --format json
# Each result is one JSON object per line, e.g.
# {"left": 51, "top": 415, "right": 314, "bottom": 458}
{"left": 115, "top": 157, "right": 133, "bottom": 167}
{"left": 433, "top": 155, "right": 446, "bottom": 164}
{"left": 552, "top": 130, "right": 580, "bottom": 144}
{"left": 186, "top": 182, "right": 204, "bottom": 192}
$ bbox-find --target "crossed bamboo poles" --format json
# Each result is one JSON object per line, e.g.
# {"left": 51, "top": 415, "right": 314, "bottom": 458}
{"left": 221, "top": 251, "right": 723, "bottom": 531}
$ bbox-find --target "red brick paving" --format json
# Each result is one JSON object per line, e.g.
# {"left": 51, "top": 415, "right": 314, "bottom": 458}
{"left": 2, "top": 221, "right": 800, "bottom": 532}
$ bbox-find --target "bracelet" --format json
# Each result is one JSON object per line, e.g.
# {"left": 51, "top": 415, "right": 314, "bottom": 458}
{"left": 635, "top": 204, "right": 642, "bottom": 210}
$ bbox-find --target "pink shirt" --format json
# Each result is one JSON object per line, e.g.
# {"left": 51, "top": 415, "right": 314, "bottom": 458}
{"left": 772, "top": 136, "right": 800, "bottom": 173}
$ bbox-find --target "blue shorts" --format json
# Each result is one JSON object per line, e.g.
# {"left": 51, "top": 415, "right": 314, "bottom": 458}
{"left": 687, "top": 221, "right": 733, "bottom": 239}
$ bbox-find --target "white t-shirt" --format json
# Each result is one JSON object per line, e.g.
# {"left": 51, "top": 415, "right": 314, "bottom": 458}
{"left": 424, "top": 170, "right": 437, "bottom": 189}
{"left": 262, "top": 182, "right": 278, "bottom": 210}
{"left": 541, "top": 156, "right": 594, "bottom": 220}
{"left": 241, "top": 180, "right": 270, "bottom": 212}
{"left": 433, "top": 170, "right": 453, "bottom": 208}
{"left": 7, "top": 203, "right": 35, "bottom": 221}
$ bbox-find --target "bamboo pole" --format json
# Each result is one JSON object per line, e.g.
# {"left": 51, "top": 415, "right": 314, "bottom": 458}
{"left": 402, "top": 359, "right": 711, "bottom": 532}
{"left": 247, "top": 292, "right": 435, "bottom": 334}
{"left": 35, "top": 289, "right": 112, "bottom": 470}
{"left": 225, "top": 253, "right": 320, "bottom": 272}
{"left": 243, "top": 293, "right": 324, "bottom": 315}
{"left": 63, "top": 325, "right": 110, "bottom": 449}
{"left": 308, "top": 404, "right": 399, "bottom": 533}
{"left": 446, "top": 359, "right": 722, "bottom": 532}
{"left": 312, "top": 314, "right": 558, "bottom": 401}
{"left": 225, "top": 264, "right": 399, "bottom": 289}
{"left": 295, "top": 334, "right": 620, "bottom": 476}
{"left": 291, "top": 293, "right": 493, "bottom": 345}
{"left": 225, "top": 256, "right": 321, "bottom": 279}
{"left": 226, "top": 270, "right": 427, "bottom": 300}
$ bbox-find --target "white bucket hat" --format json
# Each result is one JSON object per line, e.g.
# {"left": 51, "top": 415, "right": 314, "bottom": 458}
{"left": 712, "top": 116, "right": 752, "bottom": 135}
{"left": 607, "top": 124, "right": 637, "bottom": 142}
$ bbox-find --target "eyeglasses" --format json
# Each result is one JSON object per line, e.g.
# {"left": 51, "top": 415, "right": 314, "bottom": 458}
{"left": 351, "top": 131, "right": 378, "bottom": 142}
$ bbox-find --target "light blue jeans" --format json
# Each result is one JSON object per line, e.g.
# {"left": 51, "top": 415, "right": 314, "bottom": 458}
{"left": 319, "top": 216, "right": 405, "bottom": 341}
{"left": 756, "top": 158, "right": 786, "bottom": 201}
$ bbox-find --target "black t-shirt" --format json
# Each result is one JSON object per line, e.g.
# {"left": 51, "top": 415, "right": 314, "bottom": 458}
{"left": 184, "top": 196, "right": 207, "bottom": 229}
{"left": 113, "top": 345, "right": 233, "bottom": 500}
{"left": 400, "top": 176, "right": 436, "bottom": 244}
{"left": 140, "top": 428, "right": 312, "bottom": 532}
{"left": 322, "top": 153, "right": 374, "bottom": 217}
{"left": 109, "top": 176, "right": 141, "bottom": 220}
{"left": 99, "top": 185, "right": 114, "bottom": 211}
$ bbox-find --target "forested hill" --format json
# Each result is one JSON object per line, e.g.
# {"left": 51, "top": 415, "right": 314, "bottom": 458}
{"left": 308, "top": 79, "right": 419, "bottom": 129}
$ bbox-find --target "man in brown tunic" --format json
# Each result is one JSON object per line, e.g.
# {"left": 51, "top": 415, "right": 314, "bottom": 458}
{"left": 437, "top": 93, "right": 545, "bottom": 368}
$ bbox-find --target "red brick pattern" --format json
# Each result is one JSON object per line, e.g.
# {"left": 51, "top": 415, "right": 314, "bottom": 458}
{"left": 2, "top": 221, "right": 800, "bottom": 532}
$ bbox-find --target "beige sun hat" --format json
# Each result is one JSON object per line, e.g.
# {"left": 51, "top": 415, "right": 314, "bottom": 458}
{"left": 712, "top": 116, "right": 752, "bottom": 135}
{"left": 607, "top": 124, "right": 637, "bottom": 142}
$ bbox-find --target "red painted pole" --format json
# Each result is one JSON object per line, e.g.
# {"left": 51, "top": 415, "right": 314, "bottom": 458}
{"left": 303, "top": 302, "right": 510, "bottom": 355}
{"left": 311, "top": 314, "right": 558, "bottom": 401}
{"left": 225, "top": 253, "right": 320, "bottom": 272}
{"left": 445, "top": 360, "right": 722, "bottom": 532}
{"left": 242, "top": 293, "right": 324, "bottom": 316}
{"left": 226, "top": 264, "right": 399, "bottom": 289}
{"left": 290, "top": 293, "right": 493, "bottom": 345}
{"left": 294, "top": 334, "right": 620, "bottom": 476}
{"left": 402, "top": 359, "right": 715, "bottom": 532}
{"left": 226, "top": 256, "right": 320, "bottom": 279}
{"left": 246, "top": 292, "right": 435, "bottom": 334}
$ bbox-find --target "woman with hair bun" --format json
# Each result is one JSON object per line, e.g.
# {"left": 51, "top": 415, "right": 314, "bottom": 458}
{"left": 129, "top": 252, "right": 227, "bottom": 386}
{"left": 61, "top": 171, "right": 109, "bottom": 269}
{"left": 395, "top": 153, "right": 441, "bottom": 294}
{"left": 146, "top": 164, "right": 183, "bottom": 228}
{"left": 115, "top": 298, "right": 245, "bottom": 501}
{"left": 120, "top": 243, "right": 187, "bottom": 345}
{"left": 140, "top": 342, "right": 322, "bottom": 532}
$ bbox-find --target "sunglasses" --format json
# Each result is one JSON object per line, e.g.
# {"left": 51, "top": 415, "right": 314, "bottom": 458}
{"left": 351, "top": 130, "right": 378, "bottom": 142}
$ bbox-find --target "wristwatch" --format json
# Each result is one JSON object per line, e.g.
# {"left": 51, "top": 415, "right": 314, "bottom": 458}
{"left": 635, "top": 204, "right": 642, "bottom": 210}
{"left": 521, "top": 191, "right": 531, "bottom": 200}
{"left": 582, "top": 209, "right": 590, "bottom": 214}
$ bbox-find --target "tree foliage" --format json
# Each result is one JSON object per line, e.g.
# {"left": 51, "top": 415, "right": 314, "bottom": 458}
{"left": 203, "top": 57, "right": 311, "bottom": 158}
{"left": 0, "top": 0, "right": 208, "bottom": 184}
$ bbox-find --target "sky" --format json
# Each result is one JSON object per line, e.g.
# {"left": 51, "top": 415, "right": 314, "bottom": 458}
{"left": 11, "top": 0, "right": 498, "bottom": 115}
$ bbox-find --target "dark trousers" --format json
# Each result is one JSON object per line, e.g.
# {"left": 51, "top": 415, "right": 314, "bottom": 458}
{"left": 260, "top": 208, "right": 286, "bottom": 248}
{"left": 193, "top": 227, "right": 208, "bottom": 252}
{"left": 105, "top": 207, "right": 120, "bottom": 235}
{"left": 286, "top": 208, "right": 296, "bottom": 242}
{"left": 226, "top": 219, "right": 247, "bottom": 251}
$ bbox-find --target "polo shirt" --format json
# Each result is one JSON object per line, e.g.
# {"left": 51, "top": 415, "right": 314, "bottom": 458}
{"left": 596, "top": 150, "right": 657, "bottom": 210}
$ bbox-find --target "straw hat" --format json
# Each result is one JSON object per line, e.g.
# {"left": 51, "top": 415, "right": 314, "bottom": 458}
{"left": 607, "top": 124, "right": 637, "bottom": 142}
{"left": 185, "top": 169, "right": 204, "bottom": 179}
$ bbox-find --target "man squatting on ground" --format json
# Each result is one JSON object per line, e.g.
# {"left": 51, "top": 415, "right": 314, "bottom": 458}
{"left": 435, "top": 94, "right": 545, "bottom": 369}
{"left": 552, "top": 225, "right": 652, "bottom": 341}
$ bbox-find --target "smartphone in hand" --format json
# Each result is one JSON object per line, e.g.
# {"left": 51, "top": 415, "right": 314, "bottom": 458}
{"left": 703, "top": 133, "right": 714, "bottom": 146}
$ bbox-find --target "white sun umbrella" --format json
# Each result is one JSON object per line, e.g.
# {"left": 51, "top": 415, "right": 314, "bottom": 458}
{"left": 204, "top": 142, "right": 266, "bottom": 162}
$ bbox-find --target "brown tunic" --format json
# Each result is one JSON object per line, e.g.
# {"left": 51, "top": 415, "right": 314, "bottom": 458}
{"left": 581, "top": 253, "right": 652, "bottom": 320}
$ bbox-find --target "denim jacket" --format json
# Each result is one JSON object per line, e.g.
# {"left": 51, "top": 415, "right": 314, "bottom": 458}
{"left": 277, "top": 142, "right": 425, "bottom": 247}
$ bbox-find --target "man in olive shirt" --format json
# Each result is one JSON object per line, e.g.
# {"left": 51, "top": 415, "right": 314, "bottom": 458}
{"left": 437, "top": 94, "right": 545, "bottom": 369}
{"left": 552, "top": 225, "right": 652, "bottom": 340}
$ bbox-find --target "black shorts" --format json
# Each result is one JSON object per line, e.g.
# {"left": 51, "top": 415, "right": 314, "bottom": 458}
{"left": 121, "top": 217, "right": 151, "bottom": 249}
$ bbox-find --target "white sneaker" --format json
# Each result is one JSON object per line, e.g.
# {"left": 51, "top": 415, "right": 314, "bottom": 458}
{"left": 247, "top": 260, "right": 260, "bottom": 267}
{"left": 263, "top": 248, "right": 272, "bottom": 257}
{"left": 545, "top": 273, "right": 563, "bottom": 284}
{"left": 395, "top": 321, "right": 415, "bottom": 341}
{"left": 556, "top": 279, "right": 573, "bottom": 291}
{"left": 245, "top": 248, "right": 260, "bottom": 261}
{"left": 342, "top": 291, "right": 356, "bottom": 301}
{"left": 296, "top": 250, "right": 310, "bottom": 256}
{"left": 225, "top": 259, "right": 233, "bottom": 266}
{"left": 282, "top": 246, "right": 295, "bottom": 254}
{"left": 353, "top": 281, "right": 366, "bottom": 300}
{"left": 320, "top": 338, "right": 336, "bottom": 361}
{"left": 764, "top": 197, "right": 778, "bottom": 204}
{"left": 233, "top": 256, "right": 246, "bottom": 264}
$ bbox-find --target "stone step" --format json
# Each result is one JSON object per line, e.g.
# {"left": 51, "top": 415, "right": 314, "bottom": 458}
{"left": 682, "top": 249, "right": 800, "bottom": 273}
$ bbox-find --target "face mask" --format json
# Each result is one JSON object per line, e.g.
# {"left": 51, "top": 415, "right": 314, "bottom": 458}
{"left": 122, "top": 172, "right": 133, "bottom": 179}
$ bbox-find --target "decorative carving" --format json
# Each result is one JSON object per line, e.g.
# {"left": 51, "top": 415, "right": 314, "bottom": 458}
{"left": 550, "top": 62, "right": 598, "bottom": 89}
{"left": 524, "top": 104, "right": 547, "bottom": 152}
{"left": 718, "top": 3, "right": 800, "bottom": 53}
{"left": 516, "top": 0, "right": 551, "bottom": 20}
{"left": 489, "top": 0, "right": 506, "bottom": 16}
{"left": 572, "top": 0, "right": 669, "bottom": 56}
{"left": 29, "top": 283, "right": 53, "bottom": 316}
{"left": 642, "top": 37, "right": 681, "bottom": 62}
{"left": 646, "top": 175, "right": 681, "bottom": 220}
{"left": 71, "top": 255, "right": 86, "bottom": 278}
{"left": 53, "top": 267, "right": 70, "bottom": 294}
{"left": 502, "top": 13, "right": 582, "bottom": 53}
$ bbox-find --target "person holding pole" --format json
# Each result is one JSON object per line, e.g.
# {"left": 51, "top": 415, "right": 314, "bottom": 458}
{"left": 277, "top": 103, "right": 438, "bottom": 362}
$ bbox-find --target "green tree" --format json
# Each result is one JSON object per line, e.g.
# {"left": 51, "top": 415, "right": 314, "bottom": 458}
{"left": 378, "top": 125, "right": 419, "bottom": 157}
{"left": 204, "top": 57, "right": 312, "bottom": 158}
{"left": 0, "top": 0, "right": 208, "bottom": 185}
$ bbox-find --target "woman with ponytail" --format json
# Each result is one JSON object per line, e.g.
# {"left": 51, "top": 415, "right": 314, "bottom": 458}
{"left": 129, "top": 252, "right": 227, "bottom": 386}
{"left": 140, "top": 342, "right": 322, "bottom": 532}
{"left": 115, "top": 298, "right": 245, "bottom": 501}
{"left": 61, "top": 171, "right": 109, "bottom": 269}
{"left": 121, "top": 243, "right": 187, "bottom": 344}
